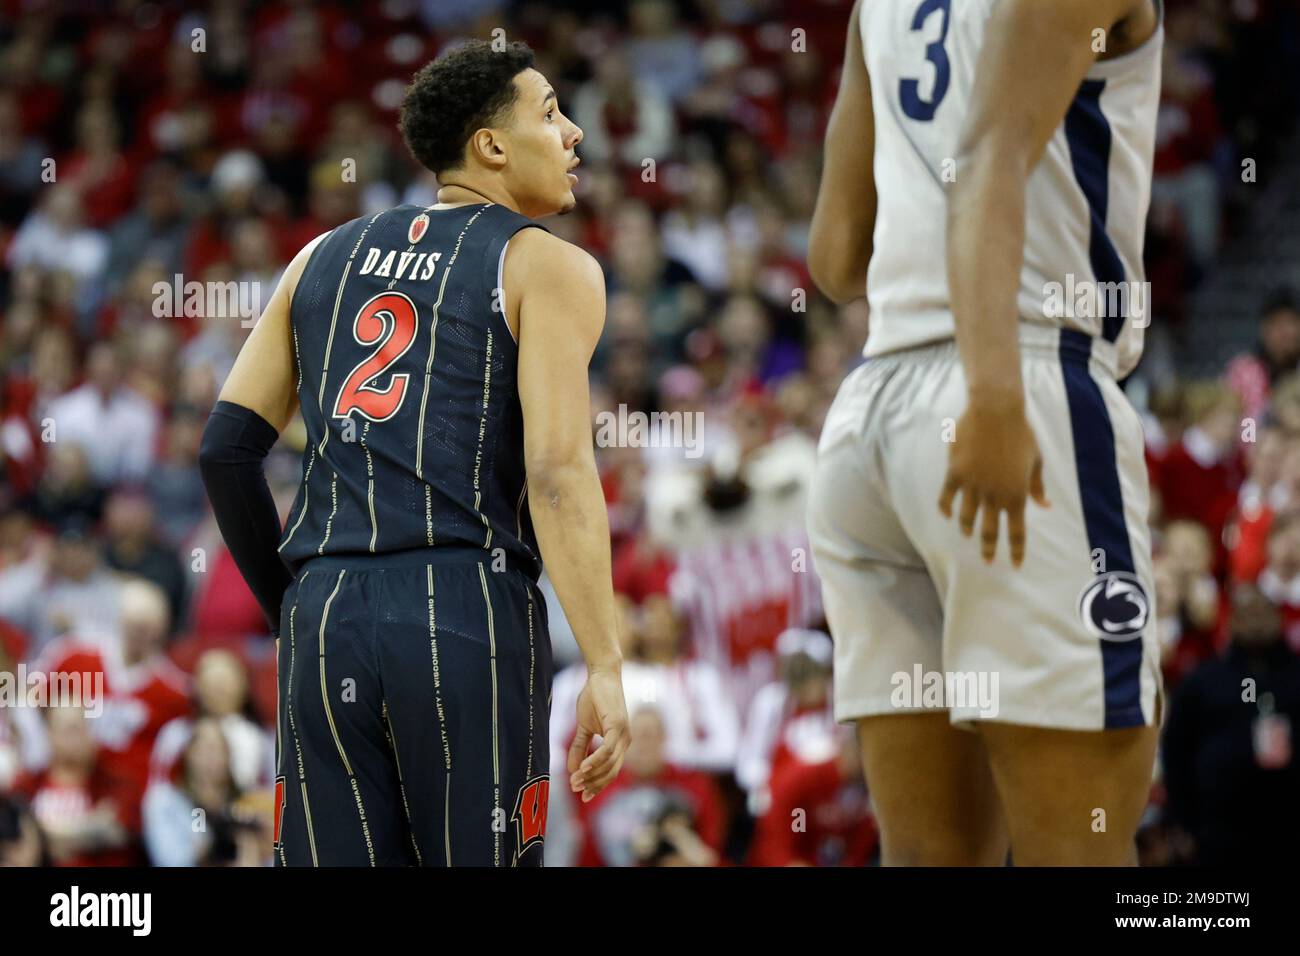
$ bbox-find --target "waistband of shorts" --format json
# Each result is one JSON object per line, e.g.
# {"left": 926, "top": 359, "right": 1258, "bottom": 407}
{"left": 899, "top": 323, "right": 1118, "bottom": 379}
{"left": 1020, "top": 323, "right": 1118, "bottom": 378}
{"left": 294, "top": 544, "right": 539, "bottom": 580}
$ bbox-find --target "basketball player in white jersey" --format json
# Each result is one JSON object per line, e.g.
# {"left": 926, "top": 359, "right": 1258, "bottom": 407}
{"left": 807, "top": 0, "right": 1164, "bottom": 865}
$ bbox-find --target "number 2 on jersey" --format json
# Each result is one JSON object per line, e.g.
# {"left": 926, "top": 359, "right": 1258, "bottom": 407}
{"left": 333, "top": 291, "right": 419, "bottom": 422}
{"left": 899, "top": 0, "right": 951, "bottom": 122}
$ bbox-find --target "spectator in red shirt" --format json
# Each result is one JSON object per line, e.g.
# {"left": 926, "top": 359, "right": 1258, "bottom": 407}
{"left": 750, "top": 726, "right": 877, "bottom": 867}
{"left": 1155, "top": 381, "right": 1245, "bottom": 572}
{"left": 577, "top": 707, "right": 725, "bottom": 867}
{"left": 1256, "top": 508, "right": 1300, "bottom": 653}
{"left": 736, "top": 628, "right": 838, "bottom": 816}
{"left": 62, "top": 103, "right": 137, "bottom": 229}
{"left": 34, "top": 578, "right": 191, "bottom": 825}
{"left": 1155, "top": 520, "right": 1225, "bottom": 687}
{"left": 1227, "top": 419, "right": 1295, "bottom": 584}
{"left": 15, "top": 705, "right": 136, "bottom": 866}
{"left": 1225, "top": 288, "right": 1300, "bottom": 425}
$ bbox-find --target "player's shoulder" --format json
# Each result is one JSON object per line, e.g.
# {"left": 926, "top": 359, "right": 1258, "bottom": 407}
{"left": 306, "top": 203, "right": 414, "bottom": 259}
{"left": 284, "top": 226, "right": 336, "bottom": 279}
{"left": 281, "top": 226, "right": 338, "bottom": 310}
{"left": 503, "top": 226, "right": 603, "bottom": 291}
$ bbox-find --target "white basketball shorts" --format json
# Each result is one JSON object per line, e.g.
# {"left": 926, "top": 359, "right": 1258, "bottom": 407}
{"left": 808, "top": 323, "right": 1163, "bottom": 731}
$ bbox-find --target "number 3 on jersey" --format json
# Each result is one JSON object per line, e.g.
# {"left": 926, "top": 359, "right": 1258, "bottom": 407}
{"left": 899, "top": 0, "right": 951, "bottom": 122}
{"left": 333, "top": 291, "right": 419, "bottom": 422}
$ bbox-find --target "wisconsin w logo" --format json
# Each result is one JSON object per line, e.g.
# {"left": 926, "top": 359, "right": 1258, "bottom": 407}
{"left": 511, "top": 775, "right": 549, "bottom": 855}
{"left": 273, "top": 776, "right": 286, "bottom": 848}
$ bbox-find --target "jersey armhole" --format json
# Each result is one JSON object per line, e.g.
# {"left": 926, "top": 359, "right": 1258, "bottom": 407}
{"left": 1086, "top": 0, "right": 1163, "bottom": 79}
{"left": 493, "top": 221, "right": 550, "bottom": 349}
{"left": 286, "top": 228, "right": 338, "bottom": 323}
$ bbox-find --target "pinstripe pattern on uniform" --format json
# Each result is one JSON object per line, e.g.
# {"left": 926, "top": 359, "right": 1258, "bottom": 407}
{"left": 525, "top": 587, "right": 536, "bottom": 780}
{"left": 415, "top": 205, "right": 490, "bottom": 480}
{"left": 426, "top": 563, "right": 453, "bottom": 864}
{"left": 381, "top": 700, "right": 422, "bottom": 865}
{"left": 282, "top": 213, "right": 384, "bottom": 553}
{"left": 283, "top": 571, "right": 318, "bottom": 865}
{"left": 477, "top": 562, "right": 501, "bottom": 866}
{"left": 316, "top": 569, "right": 376, "bottom": 865}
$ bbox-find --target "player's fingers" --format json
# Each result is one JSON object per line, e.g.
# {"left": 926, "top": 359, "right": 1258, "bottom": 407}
{"left": 567, "top": 727, "right": 593, "bottom": 782}
{"left": 958, "top": 486, "right": 979, "bottom": 537}
{"left": 980, "top": 498, "right": 1001, "bottom": 562}
{"left": 581, "top": 744, "right": 626, "bottom": 800}
{"left": 579, "top": 765, "right": 619, "bottom": 800}
{"left": 938, "top": 471, "right": 960, "bottom": 517}
{"left": 1029, "top": 456, "right": 1050, "bottom": 508}
{"left": 571, "top": 734, "right": 606, "bottom": 789}
{"left": 582, "top": 756, "right": 620, "bottom": 793}
{"left": 1007, "top": 500, "right": 1027, "bottom": 567}
{"left": 579, "top": 725, "right": 623, "bottom": 777}
{"left": 581, "top": 771, "right": 619, "bottom": 801}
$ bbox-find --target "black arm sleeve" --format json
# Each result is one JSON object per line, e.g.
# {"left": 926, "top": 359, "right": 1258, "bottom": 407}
{"left": 198, "top": 400, "right": 295, "bottom": 636}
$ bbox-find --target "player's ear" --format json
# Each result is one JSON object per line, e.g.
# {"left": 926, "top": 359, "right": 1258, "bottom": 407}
{"left": 468, "top": 127, "right": 508, "bottom": 171}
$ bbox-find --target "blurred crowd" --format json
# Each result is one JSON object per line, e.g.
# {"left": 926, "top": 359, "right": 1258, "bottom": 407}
{"left": 1, "top": 0, "right": 1298, "bottom": 867}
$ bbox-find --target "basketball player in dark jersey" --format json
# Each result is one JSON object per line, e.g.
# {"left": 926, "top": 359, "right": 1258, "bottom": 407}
{"left": 199, "top": 40, "right": 628, "bottom": 866}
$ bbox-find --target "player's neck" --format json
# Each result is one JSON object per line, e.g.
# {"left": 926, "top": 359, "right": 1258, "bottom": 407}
{"left": 435, "top": 179, "right": 519, "bottom": 214}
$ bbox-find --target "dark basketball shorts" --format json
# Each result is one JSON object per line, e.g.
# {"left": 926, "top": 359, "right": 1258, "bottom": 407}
{"left": 272, "top": 546, "right": 553, "bottom": 866}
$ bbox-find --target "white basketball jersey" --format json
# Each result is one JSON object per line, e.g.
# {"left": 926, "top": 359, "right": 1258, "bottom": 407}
{"left": 859, "top": 0, "right": 1163, "bottom": 378}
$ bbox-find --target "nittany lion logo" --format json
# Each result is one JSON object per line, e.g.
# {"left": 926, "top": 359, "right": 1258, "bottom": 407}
{"left": 408, "top": 213, "right": 429, "bottom": 245}
{"left": 1078, "top": 572, "right": 1149, "bottom": 641}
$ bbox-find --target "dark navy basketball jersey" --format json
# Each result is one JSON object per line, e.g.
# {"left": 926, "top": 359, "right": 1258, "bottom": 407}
{"left": 278, "top": 202, "right": 549, "bottom": 578}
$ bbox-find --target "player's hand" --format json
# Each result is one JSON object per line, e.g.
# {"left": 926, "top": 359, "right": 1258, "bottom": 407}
{"left": 568, "top": 668, "right": 629, "bottom": 803}
{"left": 938, "top": 397, "right": 1050, "bottom": 566}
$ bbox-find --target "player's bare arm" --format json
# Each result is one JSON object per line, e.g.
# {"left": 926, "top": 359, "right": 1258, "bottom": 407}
{"left": 218, "top": 232, "right": 328, "bottom": 429}
{"left": 940, "top": 0, "right": 1153, "bottom": 565}
{"left": 808, "top": 0, "right": 876, "bottom": 306}
{"left": 198, "top": 233, "right": 326, "bottom": 633}
{"left": 509, "top": 226, "right": 629, "bottom": 803}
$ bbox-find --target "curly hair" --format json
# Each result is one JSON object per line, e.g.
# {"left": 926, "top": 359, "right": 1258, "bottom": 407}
{"left": 399, "top": 39, "right": 536, "bottom": 176}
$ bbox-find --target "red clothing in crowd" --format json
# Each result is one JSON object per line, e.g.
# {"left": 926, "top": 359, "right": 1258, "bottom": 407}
{"left": 15, "top": 764, "right": 140, "bottom": 866}
{"left": 1228, "top": 496, "right": 1273, "bottom": 585}
{"left": 611, "top": 536, "right": 675, "bottom": 603}
{"left": 577, "top": 763, "right": 725, "bottom": 867}
{"left": 60, "top": 151, "right": 138, "bottom": 228}
{"left": 189, "top": 545, "right": 273, "bottom": 638}
{"left": 1156, "top": 427, "right": 1245, "bottom": 569}
{"left": 750, "top": 757, "right": 877, "bottom": 867}
{"left": 1225, "top": 352, "right": 1274, "bottom": 425}
{"left": 34, "top": 635, "right": 191, "bottom": 828}
{"left": 1161, "top": 602, "right": 1230, "bottom": 688}
{"left": 1154, "top": 51, "right": 1222, "bottom": 177}
{"left": 1256, "top": 569, "right": 1300, "bottom": 653}
{"left": 672, "top": 525, "right": 825, "bottom": 712}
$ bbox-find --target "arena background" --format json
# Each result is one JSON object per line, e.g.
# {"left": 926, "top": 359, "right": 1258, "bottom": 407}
{"left": 1, "top": 0, "right": 1298, "bottom": 868}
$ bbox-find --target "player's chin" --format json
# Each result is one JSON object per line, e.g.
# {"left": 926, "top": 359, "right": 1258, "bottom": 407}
{"left": 553, "top": 186, "right": 577, "bottom": 216}
{"left": 530, "top": 183, "right": 576, "bottom": 217}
